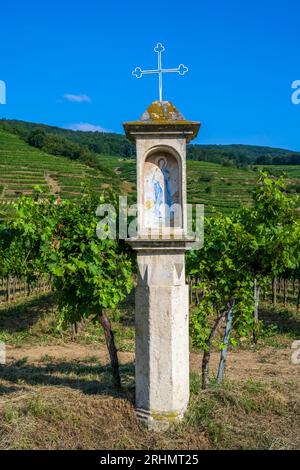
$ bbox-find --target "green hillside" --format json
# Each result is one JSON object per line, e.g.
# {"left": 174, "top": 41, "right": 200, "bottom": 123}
{"left": 96, "top": 154, "right": 259, "bottom": 215}
{"left": 0, "top": 130, "right": 122, "bottom": 206}
{"left": 1, "top": 126, "right": 299, "bottom": 216}
{"left": 95, "top": 155, "right": 300, "bottom": 215}
{"left": 261, "top": 165, "right": 300, "bottom": 179}
{"left": 1, "top": 118, "right": 299, "bottom": 166}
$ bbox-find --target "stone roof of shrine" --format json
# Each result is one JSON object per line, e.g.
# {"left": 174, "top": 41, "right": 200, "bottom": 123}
{"left": 123, "top": 101, "right": 200, "bottom": 143}
{"left": 140, "top": 101, "right": 185, "bottom": 122}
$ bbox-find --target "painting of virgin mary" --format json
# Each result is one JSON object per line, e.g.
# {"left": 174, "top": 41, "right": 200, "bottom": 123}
{"left": 143, "top": 152, "right": 180, "bottom": 229}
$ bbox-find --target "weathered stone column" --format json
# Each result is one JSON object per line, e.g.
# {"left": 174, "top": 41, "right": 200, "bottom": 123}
{"left": 124, "top": 101, "right": 200, "bottom": 429}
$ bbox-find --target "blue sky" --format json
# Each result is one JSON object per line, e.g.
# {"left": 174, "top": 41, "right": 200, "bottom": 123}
{"left": 0, "top": 0, "right": 299, "bottom": 150}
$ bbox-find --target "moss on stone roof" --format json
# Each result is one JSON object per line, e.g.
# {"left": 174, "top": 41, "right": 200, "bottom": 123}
{"left": 140, "top": 101, "right": 185, "bottom": 123}
{"left": 123, "top": 100, "right": 201, "bottom": 142}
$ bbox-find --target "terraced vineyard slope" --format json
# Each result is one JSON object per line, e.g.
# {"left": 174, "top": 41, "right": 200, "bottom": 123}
{"left": 1, "top": 128, "right": 299, "bottom": 215}
{"left": 96, "top": 154, "right": 300, "bottom": 215}
{"left": 0, "top": 130, "right": 121, "bottom": 206}
{"left": 262, "top": 165, "right": 300, "bottom": 179}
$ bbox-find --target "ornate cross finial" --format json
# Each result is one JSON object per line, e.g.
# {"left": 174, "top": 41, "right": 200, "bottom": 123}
{"left": 132, "top": 43, "right": 188, "bottom": 102}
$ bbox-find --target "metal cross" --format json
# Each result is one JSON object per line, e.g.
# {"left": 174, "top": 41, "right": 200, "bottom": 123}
{"left": 132, "top": 43, "right": 188, "bottom": 102}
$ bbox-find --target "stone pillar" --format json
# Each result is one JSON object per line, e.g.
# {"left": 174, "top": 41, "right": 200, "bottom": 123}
{"left": 124, "top": 101, "right": 200, "bottom": 429}
{"left": 134, "top": 244, "right": 189, "bottom": 429}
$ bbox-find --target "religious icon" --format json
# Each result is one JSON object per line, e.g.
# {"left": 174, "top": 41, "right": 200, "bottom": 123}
{"left": 152, "top": 157, "right": 172, "bottom": 219}
{"left": 143, "top": 153, "right": 180, "bottom": 229}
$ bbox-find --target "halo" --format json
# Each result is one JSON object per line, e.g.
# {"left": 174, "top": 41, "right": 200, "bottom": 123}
{"left": 156, "top": 156, "right": 167, "bottom": 169}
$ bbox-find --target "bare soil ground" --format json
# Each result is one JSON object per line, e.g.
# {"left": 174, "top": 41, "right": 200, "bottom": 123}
{"left": 5, "top": 342, "right": 299, "bottom": 384}
{"left": 44, "top": 173, "right": 61, "bottom": 195}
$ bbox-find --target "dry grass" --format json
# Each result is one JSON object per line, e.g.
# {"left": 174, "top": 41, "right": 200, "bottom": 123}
{"left": 0, "top": 353, "right": 299, "bottom": 450}
{"left": 0, "top": 294, "right": 299, "bottom": 450}
{"left": 0, "top": 359, "right": 209, "bottom": 450}
{"left": 187, "top": 375, "right": 300, "bottom": 449}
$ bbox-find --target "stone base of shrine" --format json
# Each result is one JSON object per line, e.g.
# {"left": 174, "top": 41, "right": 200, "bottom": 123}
{"left": 135, "top": 408, "right": 185, "bottom": 431}
{"left": 127, "top": 238, "right": 193, "bottom": 431}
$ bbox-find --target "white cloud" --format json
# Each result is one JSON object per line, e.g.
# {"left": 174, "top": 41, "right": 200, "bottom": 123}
{"left": 66, "top": 123, "right": 109, "bottom": 133}
{"left": 63, "top": 94, "right": 91, "bottom": 103}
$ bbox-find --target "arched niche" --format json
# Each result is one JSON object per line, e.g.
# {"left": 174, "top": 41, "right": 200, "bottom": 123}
{"left": 142, "top": 146, "right": 183, "bottom": 230}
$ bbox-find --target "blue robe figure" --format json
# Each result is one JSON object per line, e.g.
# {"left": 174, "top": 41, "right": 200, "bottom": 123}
{"left": 153, "top": 176, "right": 163, "bottom": 218}
{"left": 153, "top": 158, "right": 172, "bottom": 220}
{"left": 161, "top": 166, "right": 172, "bottom": 207}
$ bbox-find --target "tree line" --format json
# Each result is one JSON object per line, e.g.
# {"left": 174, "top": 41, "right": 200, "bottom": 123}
{"left": 1, "top": 119, "right": 299, "bottom": 167}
